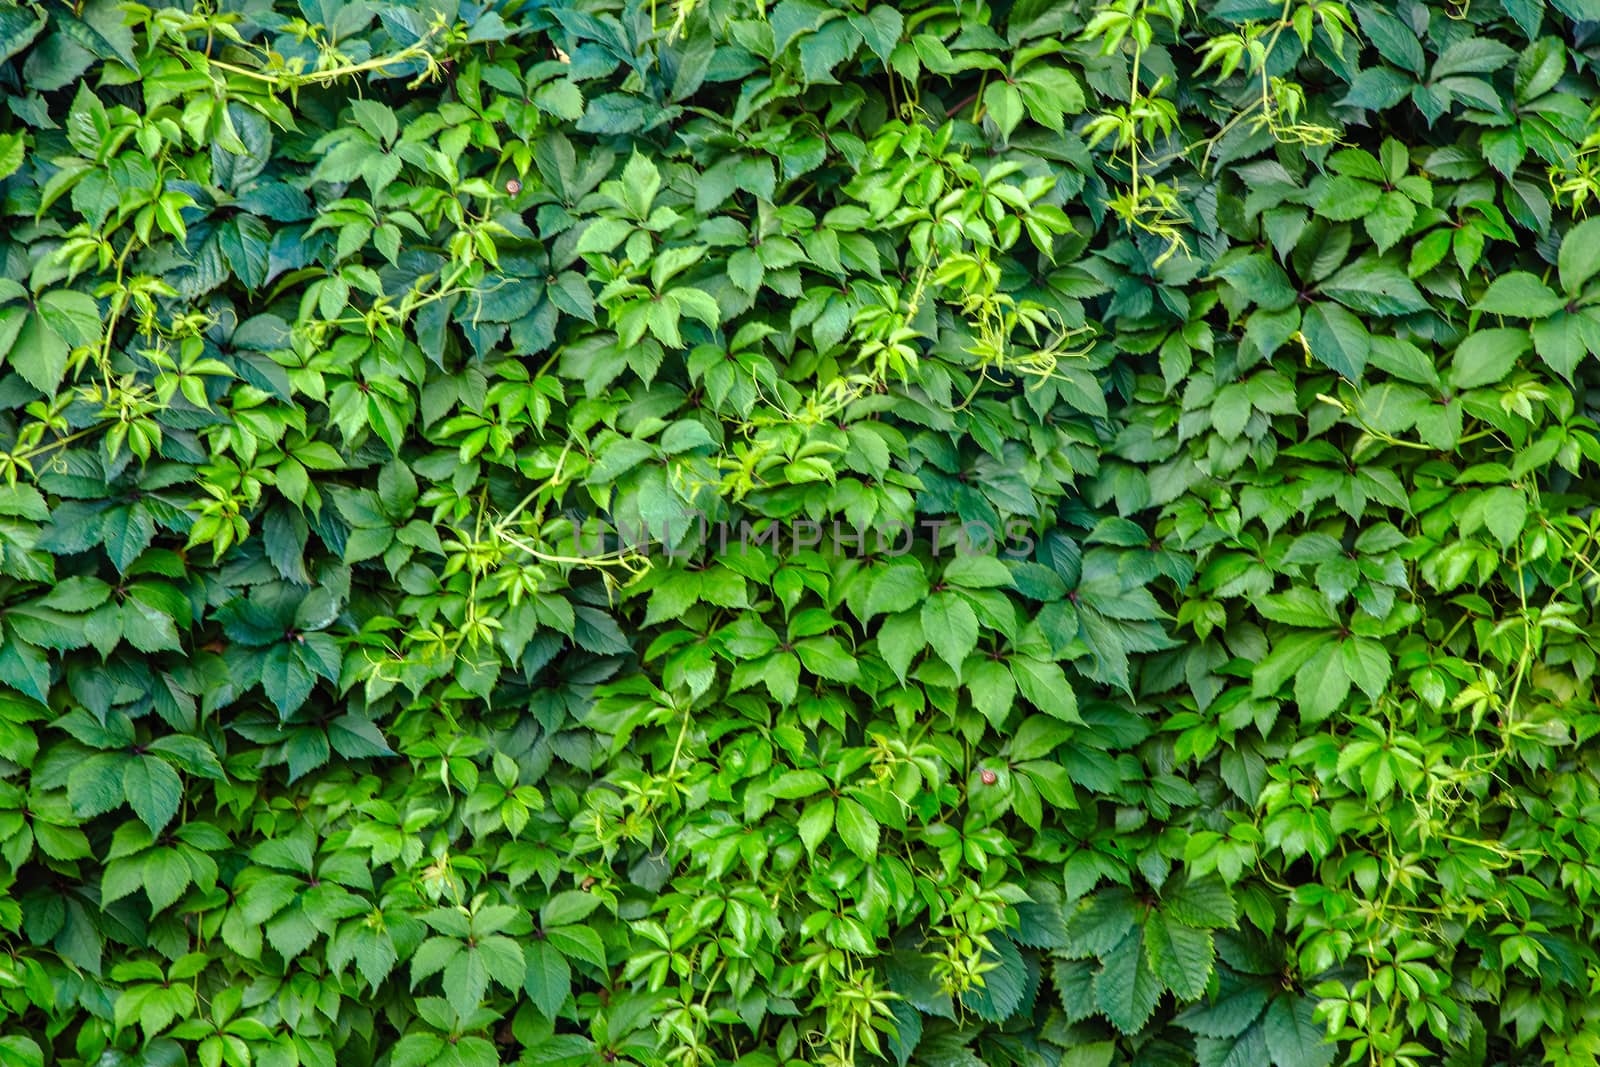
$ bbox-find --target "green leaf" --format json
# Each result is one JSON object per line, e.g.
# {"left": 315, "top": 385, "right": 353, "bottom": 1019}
{"left": 0, "top": 133, "right": 25, "bottom": 183}
{"left": 836, "top": 797, "right": 879, "bottom": 860}
{"left": 1010, "top": 715, "right": 1073, "bottom": 761}
{"left": 1474, "top": 271, "right": 1564, "bottom": 317}
{"left": 1300, "top": 303, "right": 1369, "bottom": 379}
{"left": 1482, "top": 486, "right": 1527, "bottom": 548}
{"left": 0, "top": 635, "right": 49, "bottom": 702}
{"left": 535, "top": 81, "right": 584, "bottom": 121}
{"left": 1144, "top": 910, "right": 1214, "bottom": 1001}
{"left": 619, "top": 152, "right": 661, "bottom": 218}
{"left": 9, "top": 311, "right": 70, "bottom": 395}
{"left": 1432, "top": 36, "right": 1516, "bottom": 77}
{"left": 378, "top": 459, "right": 418, "bottom": 515}
{"left": 36, "top": 289, "right": 102, "bottom": 347}
{"left": 983, "top": 81, "right": 1025, "bottom": 140}
{"left": 476, "top": 936, "right": 526, "bottom": 991}
{"left": 1319, "top": 256, "right": 1428, "bottom": 316}
{"left": 1174, "top": 972, "right": 1271, "bottom": 1038}
{"left": 261, "top": 643, "right": 318, "bottom": 716}
{"left": 921, "top": 592, "right": 978, "bottom": 672}
{"left": 68, "top": 752, "right": 128, "bottom": 819}
{"left": 524, "top": 941, "right": 571, "bottom": 1019}
{"left": 1315, "top": 176, "right": 1380, "bottom": 220}
{"left": 0, "top": 1036, "right": 44, "bottom": 1067}
{"left": 143, "top": 848, "right": 192, "bottom": 913}
{"left": 544, "top": 924, "right": 607, "bottom": 968}
{"left": 867, "top": 563, "right": 929, "bottom": 617}
{"left": 1016, "top": 66, "right": 1085, "bottom": 131}
{"left": 1256, "top": 588, "right": 1338, "bottom": 628}
{"left": 1059, "top": 1045, "right": 1115, "bottom": 1067}
{"left": 1197, "top": 1024, "right": 1270, "bottom": 1067}
{"left": 0, "top": 6, "right": 44, "bottom": 67}
{"left": 943, "top": 554, "right": 1013, "bottom": 588}
{"left": 1214, "top": 254, "right": 1296, "bottom": 312}
{"left": 1263, "top": 996, "right": 1334, "bottom": 1067}
{"left": 1559, "top": 216, "right": 1600, "bottom": 294}
{"left": 967, "top": 657, "right": 1016, "bottom": 726}
{"left": 1531, "top": 309, "right": 1599, "bottom": 379}
{"left": 960, "top": 936, "right": 1028, "bottom": 1021}
{"left": 1012, "top": 656, "right": 1081, "bottom": 722}
{"left": 1449, "top": 327, "right": 1529, "bottom": 388}
{"left": 327, "top": 714, "right": 394, "bottom": 758}
{"left": 796, "top": 635, "right": 861, "bottom": 681}
{"left": 1339, "top": 638, "right": 1391, "bottom": 701}
{"left": 575, "top": 217, "right": 633, "bottom": 255}
{"left": 1163, "top": 879, "right": 1238, "bottom": 929}
{"left": 769, "top": 769, "right": 828, "bottom": 799}
{"left": 1064, "top": 889, "right": 1138, "bottom": 959}
{"left": 1293, "top": 644, "right": 1350, "bottom": 722}
{"left": 797, "top": 797, "right": 834, "bottom": 855}
{"left": 443, "top": 945, "right": 490, "bottom": 1018}
{"left": 1363, "top": 192, "right": 1415, "bottom": 254}
{"left": 123, "top": 756, "right": 182, "bottom": 833}
{"left": 542, "top": 892, "right": 601, "bottom": 928}
{"left": 852, "top": 6, "right": 902, "bottom": 62}
{"left": 1096, "top": 926, "right": 1162, "bottom": 1033}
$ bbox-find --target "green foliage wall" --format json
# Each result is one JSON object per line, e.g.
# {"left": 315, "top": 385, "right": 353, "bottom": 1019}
{"left": 6, "top": 0, "right": 1600, "bottom": 1065}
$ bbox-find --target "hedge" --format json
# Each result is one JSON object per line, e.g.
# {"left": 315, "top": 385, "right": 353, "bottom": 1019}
{"left": 3, "top": 0, "right": 1600, "bottom": 1065}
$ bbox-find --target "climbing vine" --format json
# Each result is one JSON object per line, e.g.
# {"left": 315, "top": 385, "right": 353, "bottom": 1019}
{"left": 2, "top": 1, "right": 1600, "bottom": 1066}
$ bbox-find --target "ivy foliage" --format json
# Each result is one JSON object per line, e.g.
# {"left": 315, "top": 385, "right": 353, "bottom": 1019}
{"left": 5, "top": 0, "right": 1600, "bottom": 1065}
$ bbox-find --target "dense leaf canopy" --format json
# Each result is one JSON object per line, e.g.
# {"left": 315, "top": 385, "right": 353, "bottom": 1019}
{"left": 4, "top": 0, "right": 1600, "bottom": 1066}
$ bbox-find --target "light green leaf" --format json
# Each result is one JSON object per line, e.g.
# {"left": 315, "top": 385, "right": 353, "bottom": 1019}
{"left": 1010, "top": 715, "right": 1073, "bottom": 761}
{"left": 545, "top": 923, "right": 607, "bottom": 968}
{"left": 798, "top": 797, "right": 834, "bottom": 855}
{"left": 1012, "top": 656, "right": 1080, "bottom": 722}
{"left": 1482, "top": 486, "right": 1527, "bottom": 548}
{"left": 534, "top": 80, "right": 584, "bottom": 121}
{"left": 982, "top": 81, "right": 1024, "bottom": 140}
{"left": 943, "top": 554, "right": 1013, "bottom": 588}
{"left": 620, "top": 152, "right": 661, "bottom": 217}
{"left": 836, "top": 797, "right": 879, "bottom": 860}
{"left": 1559, "top": 216, "right": 1600, "bottom": 294}
{"left": 968, "top": 657, "right": 1016, "bottom": 726}
{"left": 1473, "top": 271, "right": 1564, "bottom": 317}
{"left": 868, "top": 562, "right": 930, "bottom": 618}
{"left": 575, "top": 217, "right": 634, "bottom": 255}
{"left": 1449, "top": 327, "right": 1529, "bottom": 388}
{"left": 1363, "top": 191, "right": 1414, "bottom": 253}
{"left": 876, "top": 611, "right": 925, "bottom": 681}
{"left": 1293, "top": 644, "right": 1349, "bottom": 722}
{"left": 9, "top": 311, "right": 69, "bottom": 394}
{"left": 142, "top": 848, "right": 192, "bottom": 913}
{"left": 1256, "top": 588, "right": 1338, "bottom": 628}
{"left": 921, "top": 592, "right": 978, "bottom": 672}
{"left": 123, "top": 755, "right": 182, "bottom": 833}
{"left": 1016, "top": 66, "right": 1084, "bottom": 130}
{"left": 0, "top": 1036, "right": 44, "bottom": 1067}
{"left": 0, "top": 133, "right": 24, "bottom": 182}
{"left": 1339, "top": 638, "right": 1391, "bottom": 701}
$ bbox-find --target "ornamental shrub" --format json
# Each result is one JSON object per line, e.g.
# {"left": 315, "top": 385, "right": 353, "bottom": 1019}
{"left": 4, "top": 0, "right": 1600, "bottom": 1065}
